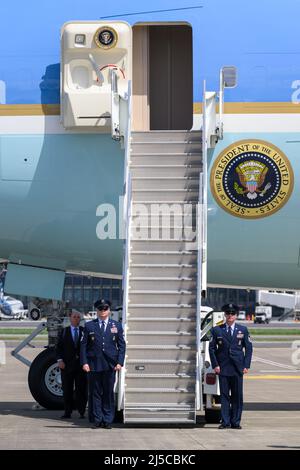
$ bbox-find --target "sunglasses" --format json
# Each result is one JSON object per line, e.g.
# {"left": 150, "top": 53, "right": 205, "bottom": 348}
{"left": 99, "top": 306, "right": 109, "bottom": 311}
{"left": 225, "top": 312, "right": 237, "bottom": 316}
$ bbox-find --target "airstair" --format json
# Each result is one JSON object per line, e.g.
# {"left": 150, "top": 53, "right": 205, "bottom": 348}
{"left": 123, "top": 130, "right": 202, "bottom": 423}
{"left": 118, "top": 71, "right": 232, "bottom": 423}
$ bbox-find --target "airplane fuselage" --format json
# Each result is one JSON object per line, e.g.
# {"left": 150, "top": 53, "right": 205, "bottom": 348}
{"left": 1, "top": 0, "right": 300, "bottom": 294}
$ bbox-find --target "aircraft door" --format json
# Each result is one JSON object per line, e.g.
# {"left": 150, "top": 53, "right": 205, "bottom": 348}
{"left": 61, "top": 21, "right": 132, "bottom": 136}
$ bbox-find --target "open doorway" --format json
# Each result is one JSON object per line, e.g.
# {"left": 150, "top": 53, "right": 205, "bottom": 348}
{"left": 132, "top": 23, "right": 193, "bottom": 131}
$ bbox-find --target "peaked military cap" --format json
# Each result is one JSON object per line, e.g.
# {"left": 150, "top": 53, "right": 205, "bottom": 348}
{"left": 222, "top": 303, "right": 239, "bottom": 314}
{"left": 94, "top": 298, "right": 111, "bottom": 310}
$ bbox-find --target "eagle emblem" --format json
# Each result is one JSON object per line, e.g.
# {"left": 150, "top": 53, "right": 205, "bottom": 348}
{"left": 235, "top": 160, "right": 270, "bottom": 200}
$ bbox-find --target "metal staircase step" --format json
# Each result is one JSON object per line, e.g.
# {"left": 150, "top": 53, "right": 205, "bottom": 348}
{"left": 125, "top": 374, "right": 196, "bottom": 389}
{"left": 127, "top": 353, "right": 196, "bottom": 362}
{"left": 131, "top": 176, "right": 199, "bottom": 190}
{"left": 129, "top": 229, "right": 195, "bottom": 241}
{"left": 127, "top": 318, "right": 196, "bottom": 333}
{"left": 131, "top": 239, "right": 197, "bottom": 251}
{"left": 126, "top": 345, "right": 196, "bottom": 361}
{"left": 131, "top": 165, "right": 201, "bottom": 178}
{"left": 123, "top": 400, "right": 196, "bottom": 422}
{"left": 131, "top": 130, "right": 202, "bottom": 142}
{"left": 125, "top": 389, "right": 195, "bottom": 406}
{"left": 128, "top": 303, "right": 195, "bottom": 307}
{"left": 127, "top": 305, "right": 196, "bottom": 319}
{"left": 126, "top": 358, "right": 195, "bottom": 363}
{"left": 126, "top": 332, "right": 196, "bottom": 346}
{"left": 129, "top": 278, "right": 196, "bottom": 290}
{"left": 132, "top": 189, "right": 199, "bottom": 202}
{"left": 130, "top": 153, "right": 201, "bottom": 166}
{"left": 128, "top": 291, "right": 196, "bottom": 304}
{"left": 126, "top": 360, "right": 196, "bottom": 375}
{"left": 130, "top": 266, "right": 196, "bottom": 277}
{"left": 131, "top": 142, "right": 202, "bottom": 153}
{"left": 124, "top": 415, "right": 195, "bottom": 423}
{"left": 125, "top": 389, "right": 196, "bottom": 407}
{"left": 131, "top": 251, "right": 197, "bottom": 264}
{"left": 125, "top": 386, "right": 194, "bottom": 392}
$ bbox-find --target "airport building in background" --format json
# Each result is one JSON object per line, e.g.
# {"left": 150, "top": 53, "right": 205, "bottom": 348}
{"left": 62, "top": 275, "right": 258, "bottom": 314}
{"left": 60, "top": 275, "right": 259, "bottom": 314}
{"left": 14, "top": 273, "right": 257, "bottom": 314}
{"left": 12, "top": 273, "right": 286, "bottom": 316}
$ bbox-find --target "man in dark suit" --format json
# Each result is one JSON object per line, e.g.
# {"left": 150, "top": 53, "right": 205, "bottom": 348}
{"left": 56, "top": 311, "right": 87, "bottom": 419}
{"left": 80, "top": 299, "right": 126, "bottom": 429}
{"left": 209, "top": 303, "right": 253, "bottom": 429}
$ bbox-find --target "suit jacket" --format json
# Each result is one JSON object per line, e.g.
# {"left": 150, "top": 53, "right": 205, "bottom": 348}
{"left": 56, "top": 326, "right": 84, "bottom": 372}
{"left": 80, "top": 318, "right": 126, "bottom": 372}
{"left": 209, "top": 323, "right": 253, "bottom": 376}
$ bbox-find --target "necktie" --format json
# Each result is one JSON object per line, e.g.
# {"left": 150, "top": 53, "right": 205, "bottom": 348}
{"left": 74, "top": 327, "right": 79, "bottom": 345}
{"left": 100, "top": 320, "right": 105, "bottom": 335}
{"left": 227, "top": 326, "right": 232, "bottom": 337}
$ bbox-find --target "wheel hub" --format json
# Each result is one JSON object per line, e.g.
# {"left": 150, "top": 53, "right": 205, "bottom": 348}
{"left": 44, "top": 363, "right": 63, "bottom": 397}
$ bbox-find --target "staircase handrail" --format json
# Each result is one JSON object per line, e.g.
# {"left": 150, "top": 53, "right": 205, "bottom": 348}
{"left": 118, "top": 80, "right": 132, "bottom": 411}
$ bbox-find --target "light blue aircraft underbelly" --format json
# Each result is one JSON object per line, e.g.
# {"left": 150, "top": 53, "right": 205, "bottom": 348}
{"left": 0, "top": 134, "right": 124, "bottom": 275}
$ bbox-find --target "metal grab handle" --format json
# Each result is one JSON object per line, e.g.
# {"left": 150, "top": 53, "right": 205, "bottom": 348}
{"left": 88, "top": 54, "right": 104, "bottom": 85}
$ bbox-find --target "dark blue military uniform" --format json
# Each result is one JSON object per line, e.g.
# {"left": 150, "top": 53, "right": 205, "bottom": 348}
{"left": 80, "top": 317, "right": 126, "bottom": 425}
{"left": 209, "top": 319, "right": 252, "bottom": 427}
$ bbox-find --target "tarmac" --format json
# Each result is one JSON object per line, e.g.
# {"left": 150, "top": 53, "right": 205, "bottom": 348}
{"left": 1, "top": 346, "right": 300, "bottom": 450}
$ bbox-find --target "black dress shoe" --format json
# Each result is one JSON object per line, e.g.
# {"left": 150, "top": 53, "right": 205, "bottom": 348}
{"left": 102, "top": 422, "right": 112, "bottom": 429}
{"left": 91, "top": 422, "right": 102, "bottom": 429}
{"left": 218, "top": 424, "right": 230, "bottom": 429}
{"left": 60, "top": 414, "right": 71, "bottom": 419}
{"left": 231, "top": 425, "right": 242, "bottom": 429}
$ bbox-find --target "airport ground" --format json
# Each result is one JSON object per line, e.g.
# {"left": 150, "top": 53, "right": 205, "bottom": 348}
{"left": 1, "top": 343, "right": 300, "bottom": 450}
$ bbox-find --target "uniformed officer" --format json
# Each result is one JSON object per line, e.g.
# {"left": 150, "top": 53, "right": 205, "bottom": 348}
{"left": 209, "top": 303, "right": 253, "bottom": 429}
{"left": 80, "top": 299, "right": 126, "bottom": 429}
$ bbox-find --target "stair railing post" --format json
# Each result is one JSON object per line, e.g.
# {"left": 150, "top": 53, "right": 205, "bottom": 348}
{"left": 118, "top": 80, "right": 132, "bottom": 411}
{"left": 218, "top": 68, "right": 224, "bottom": 140}
{"left": 111, "top": 69, "right": 120, "bottom": 140}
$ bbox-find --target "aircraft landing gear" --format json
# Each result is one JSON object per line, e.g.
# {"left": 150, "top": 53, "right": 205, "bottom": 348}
{"left": 12, "top": 300, "right": 68, "bottom": 409}
{"left": 28, "top": 348, "right": 64, "bottom": 409}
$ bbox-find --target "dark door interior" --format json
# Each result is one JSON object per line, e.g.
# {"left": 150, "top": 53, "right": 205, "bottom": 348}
{"left": 149, "top": 25, "right": 193, "bottom": 130}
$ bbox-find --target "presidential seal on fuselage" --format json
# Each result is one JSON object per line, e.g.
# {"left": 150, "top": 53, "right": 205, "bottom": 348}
{"left": 94, "top": 26, "right": 118, "bottom": 49}
{"left": 210, "top": 140, "right": 294, "bottom": 219}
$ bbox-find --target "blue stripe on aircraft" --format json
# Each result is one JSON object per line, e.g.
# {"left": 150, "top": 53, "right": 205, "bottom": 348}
{"left": 0, "top": 0, "right": 299, "bottom": 104}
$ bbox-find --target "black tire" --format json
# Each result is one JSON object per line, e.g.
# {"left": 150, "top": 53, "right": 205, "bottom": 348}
{"left": 205, "top": 408, "right": 221, "bottom": 424}
{"left": 29, "top": 308, "right": 41, "bottom": 321}
{"left": 28, "top": 348, "right": 64, "bottom": 410}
